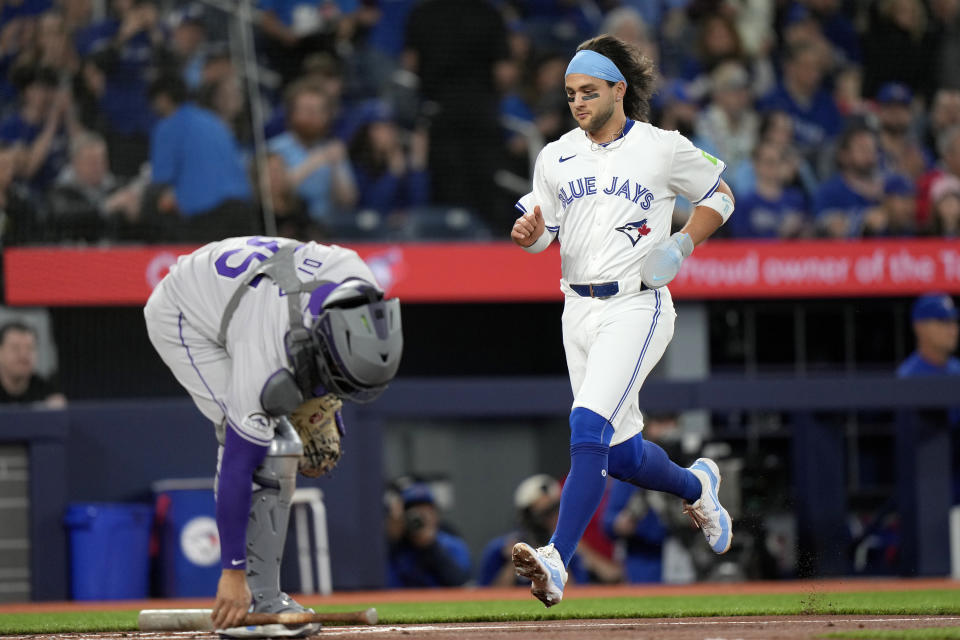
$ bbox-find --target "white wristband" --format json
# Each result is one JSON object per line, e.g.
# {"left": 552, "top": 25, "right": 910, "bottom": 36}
{"left": 698, "top": 191, "right": 735, "bottom": 223}
{"left": 521, "top": 230, "right": 555, "bottom": 254}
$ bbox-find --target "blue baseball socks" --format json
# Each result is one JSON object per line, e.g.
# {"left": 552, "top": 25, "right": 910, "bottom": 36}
{"left": 548, "top": 408, "right": 613, "bottom": 566}
{"left": 608, "top": 431, "right": 701, "bottom": 502}
{"left": 548, "top": 410, "right": 703, "bottom": 567}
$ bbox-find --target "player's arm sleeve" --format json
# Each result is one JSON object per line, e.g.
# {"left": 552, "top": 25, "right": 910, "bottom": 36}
{"left": 667, "top": 132, "right": 727, "bottom": 206}
{"left": 216, "top": 424, "right": 268, "bottom": 569}
{"left": 216, "top": 339, "right": 281, "bottom": 569}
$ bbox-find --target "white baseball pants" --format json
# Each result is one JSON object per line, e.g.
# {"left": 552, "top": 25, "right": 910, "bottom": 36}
{"left": 562, "top": 287, "right": 676, "bottom": 446}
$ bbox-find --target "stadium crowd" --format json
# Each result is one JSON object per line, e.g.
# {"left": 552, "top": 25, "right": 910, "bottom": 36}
{"left": 1, "top": 0, "right": 960, "bottom": 244}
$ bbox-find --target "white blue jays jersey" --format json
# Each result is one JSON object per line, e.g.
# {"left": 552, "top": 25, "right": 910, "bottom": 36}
{"left": 519, "top": 120, "right": 726, "bottom": 290}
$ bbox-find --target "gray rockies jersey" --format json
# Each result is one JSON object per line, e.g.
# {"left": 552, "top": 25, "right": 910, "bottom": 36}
{"left": 153, "top": 236, "right": 377, "bottom": 444}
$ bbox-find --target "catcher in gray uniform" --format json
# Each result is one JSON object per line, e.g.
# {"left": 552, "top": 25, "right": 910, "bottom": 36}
{"left": 144, "top": 237, "right": 402, "bottom": 637}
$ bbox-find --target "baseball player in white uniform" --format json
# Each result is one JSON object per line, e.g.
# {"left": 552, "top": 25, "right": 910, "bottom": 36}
{"left": 144, "top": 236, "right": 402, "bottom": 636}
{"left": 510, "top": 35, "right": 736, "bottom": 607}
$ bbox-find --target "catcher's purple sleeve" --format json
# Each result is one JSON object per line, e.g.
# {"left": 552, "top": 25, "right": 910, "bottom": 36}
{"left": 217, "top": 424, "right": 269, "bottom": 570}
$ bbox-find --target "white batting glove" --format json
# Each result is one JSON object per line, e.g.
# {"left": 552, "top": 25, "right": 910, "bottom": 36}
{"left": 641, "top": 232, "right": 694, "bottom": 289}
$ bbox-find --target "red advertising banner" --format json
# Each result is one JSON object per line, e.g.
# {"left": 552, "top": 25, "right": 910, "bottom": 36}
{"left": 4, "top": 238, "right": 960, "bottom": 306}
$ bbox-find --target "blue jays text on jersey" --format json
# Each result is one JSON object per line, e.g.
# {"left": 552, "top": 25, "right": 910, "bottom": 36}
{"left": 559, "top": 176, "right": 655, "bottom": 210}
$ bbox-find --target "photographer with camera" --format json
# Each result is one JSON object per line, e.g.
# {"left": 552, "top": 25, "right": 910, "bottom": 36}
{"left": 477, "top": 475, "right": 591, "bottom": 587}
{"left": 386, "top": 484, "right": 472, "bottom": 588}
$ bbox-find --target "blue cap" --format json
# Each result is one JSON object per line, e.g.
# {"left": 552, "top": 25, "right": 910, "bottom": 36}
{"left": 401, "top": 484, "right": 435, "bottom": 507}
{"left": 876, "top": 82, "right": 913, "bottom": 105}
{"left": 884, "top": 173, "right": 915, "bottom": 196}
{"left": 912, "top": 293, "right": 958, "bottom": 322}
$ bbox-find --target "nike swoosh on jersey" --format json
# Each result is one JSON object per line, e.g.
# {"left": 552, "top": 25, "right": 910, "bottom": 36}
{"left": 231, "top": 559, "right": 244, "bottom": 566}
{"left": 559, "top": 155, "right": 576, "bottom": 162}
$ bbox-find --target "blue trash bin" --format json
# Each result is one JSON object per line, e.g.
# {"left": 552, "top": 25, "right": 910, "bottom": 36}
{"left": 154, "top": 479, "right": 220, "bottom": 597}
{"left": 64, "top": 502, "right": 154, "bottom": 600}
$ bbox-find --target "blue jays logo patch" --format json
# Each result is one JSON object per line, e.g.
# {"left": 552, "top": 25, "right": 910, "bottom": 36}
{"left": 615, "top": 219, "right": 652, "bottom": 246}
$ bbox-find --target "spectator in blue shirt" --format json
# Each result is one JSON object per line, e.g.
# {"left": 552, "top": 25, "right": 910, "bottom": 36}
{"left": 268, "top": 80, "right": 356, "bottom": 223}
{"left": 813, "top": 124, "right": 883, "bottom": 237}
{"left": 730, "top": 141, "right": 809, "bottom": 239}
{"left": 77, "top": 0, "right": 165, "bottom": 177}
{"left": 347, "top": 102, "right": 429, "bottom": 218}
{"left": 874, "top": 83, "right": 930, "bottom": 180}
{"left": 477, "top": 474, "right": 590, "bottom": 587}
{"left": 861, "top": 174, "right": 917, "bottom": 237}
{"left": 386, "top": 484, "right": 471, "bottom": 588}
{"left": 760, "top": 42, "right": 843, "bottom": 156}
{"left": 147, "top": 74, "right": 254, "bottom": 241}
{"left": 0, "top": 66, "right": 77, "bottom": 193}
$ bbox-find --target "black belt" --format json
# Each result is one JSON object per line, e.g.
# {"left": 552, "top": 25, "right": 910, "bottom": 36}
{"left": 569, "top": 281, "right": 649, "bottom": 298}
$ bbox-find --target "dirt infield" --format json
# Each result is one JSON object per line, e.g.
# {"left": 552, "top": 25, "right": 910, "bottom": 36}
{"left": 4, "top": 616, "right": 960, "bottom": 640}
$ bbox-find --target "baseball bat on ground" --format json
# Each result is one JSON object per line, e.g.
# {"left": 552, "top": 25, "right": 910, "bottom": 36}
{"left": 137, "top": 608, "right": 378, "bottom": 631}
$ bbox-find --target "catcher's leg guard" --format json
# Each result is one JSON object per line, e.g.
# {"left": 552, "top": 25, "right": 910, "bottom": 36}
{"left": 246, "top": 417, "right": 302, "bottom": 610}
{"left": 218, "top": 419, "right": 318, "bottom": 638}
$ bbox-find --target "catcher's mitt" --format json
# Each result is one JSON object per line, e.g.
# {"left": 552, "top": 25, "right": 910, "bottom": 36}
{"left": 289, "top": 393, "right": 344, "bottom": 477}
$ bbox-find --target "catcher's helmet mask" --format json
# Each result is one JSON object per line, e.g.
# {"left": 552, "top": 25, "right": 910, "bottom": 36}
{"left": 295, "top": 280, "right": 402, "bottom": 404}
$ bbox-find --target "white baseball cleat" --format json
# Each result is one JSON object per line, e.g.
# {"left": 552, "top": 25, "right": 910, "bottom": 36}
{"left": 512, "top": 542, "right": 568, "bottom": 607}
{"left": 682, "top": 457, "right": 733, "bottom": 554}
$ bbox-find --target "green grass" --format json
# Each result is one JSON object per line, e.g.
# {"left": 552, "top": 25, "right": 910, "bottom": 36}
{"left": 0, "top": 590, "right": 958, "bottom": 634}
{"left": 823, "top": 628, "right": 960, "bottom": 640}
{"left": 0, "top": 611, "right": 139, "bottom": 634}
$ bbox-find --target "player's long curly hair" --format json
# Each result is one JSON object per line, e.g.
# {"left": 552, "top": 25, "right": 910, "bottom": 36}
{"left": 576, "top": 35, "right": 655, "bottom": 123}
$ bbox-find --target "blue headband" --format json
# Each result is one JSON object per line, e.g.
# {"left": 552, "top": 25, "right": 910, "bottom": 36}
{"left": 565, "top": 50, "right": 627, "bottom": 85}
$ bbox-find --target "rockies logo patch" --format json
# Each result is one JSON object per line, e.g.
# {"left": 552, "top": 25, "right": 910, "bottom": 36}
{"left": 615, "top": 219, "right": 652, "bottom": 246}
